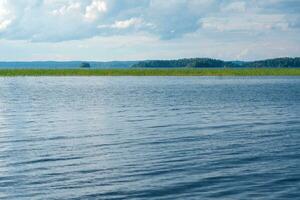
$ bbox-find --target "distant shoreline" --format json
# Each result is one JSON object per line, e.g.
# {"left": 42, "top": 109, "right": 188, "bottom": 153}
{"left": 1, "top": 57, "right": 299, "bottom": 69}
{"left": 0, "top": 68, "right": 300, "bottom": 76}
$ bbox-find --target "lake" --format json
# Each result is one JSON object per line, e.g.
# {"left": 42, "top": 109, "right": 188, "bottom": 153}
{"left": 0, "top": 77, "right": 299, "bottom": 199}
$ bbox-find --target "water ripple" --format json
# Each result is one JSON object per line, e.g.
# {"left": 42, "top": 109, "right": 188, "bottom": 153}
{"left": 0, "top": 76, "right": 299, "bottom": 199}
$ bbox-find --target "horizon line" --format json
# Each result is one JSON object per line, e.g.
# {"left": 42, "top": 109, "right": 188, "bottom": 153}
{"left": 0, "top": 56, "right": 299, "bottom": 63}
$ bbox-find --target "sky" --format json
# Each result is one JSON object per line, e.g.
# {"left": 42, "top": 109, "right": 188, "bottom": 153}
{"left": 0, "top": 0, "right": 299, "bottom": 61}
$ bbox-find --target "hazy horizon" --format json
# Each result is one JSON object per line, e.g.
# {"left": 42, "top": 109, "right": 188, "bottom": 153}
{"left": 1, "top": 0, "right": 300, "bottom": 61}
{"left": 0, "top": 56, "right": 299, "bottom": 63}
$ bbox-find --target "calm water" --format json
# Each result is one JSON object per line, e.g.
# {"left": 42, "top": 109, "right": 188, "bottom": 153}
{"left": 0, "top": 77, "right": 299, "bottom": 199}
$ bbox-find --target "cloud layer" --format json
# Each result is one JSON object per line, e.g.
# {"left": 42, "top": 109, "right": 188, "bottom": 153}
{"left": 0, "top": 0, "right": 298, "bottom": 42}
{"left": 0, "top": 0, "right": 299, "bottom": 60}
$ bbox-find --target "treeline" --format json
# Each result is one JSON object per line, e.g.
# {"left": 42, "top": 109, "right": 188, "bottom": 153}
{"left": 132, "top": 57, "right": 300, "bottom": 68}
{"left": 1, "top": 57, "right": 299, "bottom": 69}
{"left": 132, "top": 58, "right": 229, "bottom": 68}
{"left": 244, "top": 57, "right": 300, "bottom": 68}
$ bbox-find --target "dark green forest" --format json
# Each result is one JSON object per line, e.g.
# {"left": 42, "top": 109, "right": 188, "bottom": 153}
{"left": 1, "top": 57, "right": 299, "bottom": 69}
{"left": 132, "top": 57, "right": 300, "bottom": 68}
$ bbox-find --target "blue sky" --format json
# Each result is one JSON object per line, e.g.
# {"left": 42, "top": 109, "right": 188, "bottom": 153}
{"left": 0, "top": 0, "right": 299, "bottom": 61}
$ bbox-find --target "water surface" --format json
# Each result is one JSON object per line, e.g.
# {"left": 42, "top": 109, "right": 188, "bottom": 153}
{"left": 0, "top": 77, "right": 299, "bottom": 199}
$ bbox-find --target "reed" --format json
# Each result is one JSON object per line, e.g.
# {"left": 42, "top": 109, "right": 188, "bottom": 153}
{"left": 0, "top": 68, "right": 300, "bottom": 76}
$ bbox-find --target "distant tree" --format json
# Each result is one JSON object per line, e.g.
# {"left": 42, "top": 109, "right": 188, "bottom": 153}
{"left": 132, "top": 57, "right": 300, "bottom": 68}
{"left": 132, "top": 58, "right": 227, "bottom": 68}
{"left": 244, "top": 57, "right": 300, "bottom": 68}
{"left": 80, "top": 62, "right": 91, "bottom": 68}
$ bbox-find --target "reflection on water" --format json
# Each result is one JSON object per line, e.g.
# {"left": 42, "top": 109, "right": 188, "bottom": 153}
{"left": 0, "top": 77, "right": 300, "bottom": 199}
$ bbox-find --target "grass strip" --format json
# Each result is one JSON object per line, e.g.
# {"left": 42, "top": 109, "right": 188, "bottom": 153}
{"left": 0, "top": 68, "right": 300, "bottom": 76}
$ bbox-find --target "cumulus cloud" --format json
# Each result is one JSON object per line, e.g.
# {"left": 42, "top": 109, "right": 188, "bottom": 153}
{"left": 0, "top": 0, "right": 13, "bottom": 31}
{"left": 111, "top": 18, "right": 142, "bottom": 29}
{"left": 52, "top": 2, "right": 81, "bottom": 16}
{"left": 0, "top": 0, "right": 299, "bottom": 42}
{"left": 85, "top": 0, "right": 107, "bottom": 21}
{"left": 97, "top": 17, "right": 149, "bottom": 32}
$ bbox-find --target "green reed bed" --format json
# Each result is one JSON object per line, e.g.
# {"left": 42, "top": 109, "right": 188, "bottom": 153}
{"left": 0, "top": 68, "right": 300, "bottom": 76}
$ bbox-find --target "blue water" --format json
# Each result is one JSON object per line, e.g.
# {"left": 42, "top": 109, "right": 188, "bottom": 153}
{"left": 0, "top": 77, "right": 299, "bottom": 199}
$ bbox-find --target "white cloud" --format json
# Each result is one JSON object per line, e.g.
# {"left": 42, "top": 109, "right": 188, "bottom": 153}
{"left": 0, "top": 19, "right": 10, "bottom": 30}
{"left": 222, "top": 1, "right": 246, "bottom": 13}
{"left": 201, "top": 14, "right": 289, "bottom": 32}
{"left": 85, "top": 0, "right": 107, "bottom": 21}
{"left": 52, "top": 2, "right": 81, "bottom": 16}
{"left": 0, "top": 0, "right": 13, "bottom": 30}
{"left": 97, "top": 17, "right": 154, "bottom": 32}
{"left": 111, "top": 18, "right": 142, "bottom": 29}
